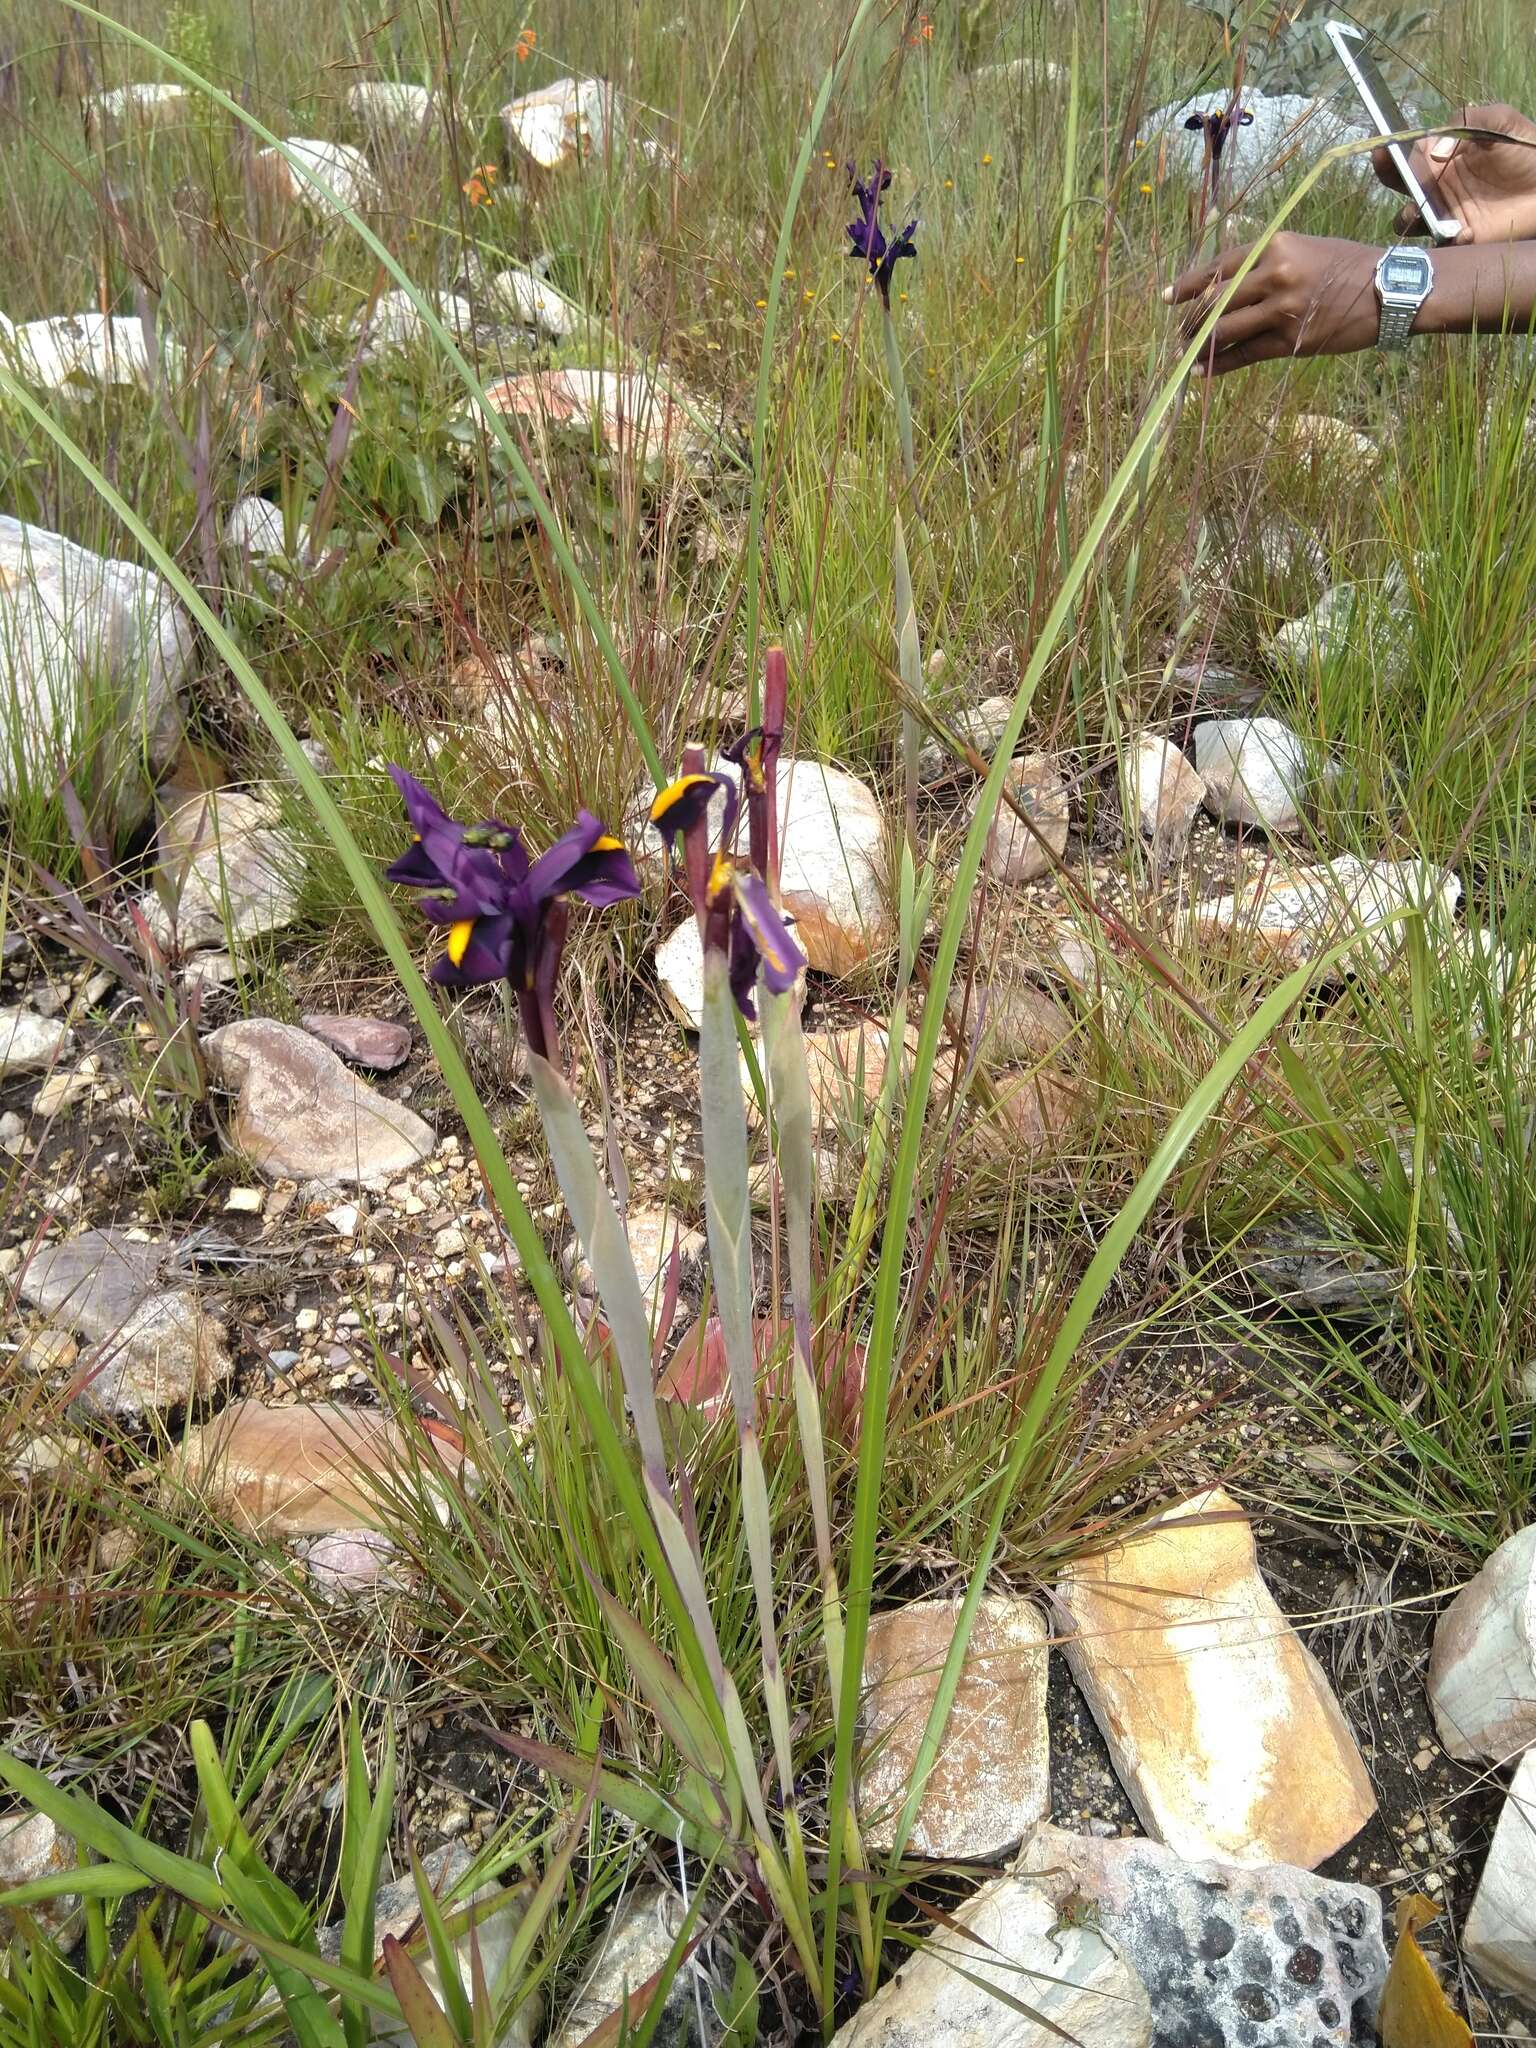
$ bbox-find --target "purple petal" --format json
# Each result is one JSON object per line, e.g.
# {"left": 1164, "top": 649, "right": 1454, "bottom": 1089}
{"left": 385, "top": 840, "right": 447, "bottom": 888}
{"left": 567, "top": 841, "right": 642, "bottom": 907}
{"left": 427, "top": 912, "right": 515, "bottom": 988}
{"left": 733, "top": 873, "right": 804, "bottom": 995}
{"left": 728, "top": 913, "right": 760, "bottom": 1021}
{"left": 524, "top": 810, "right": 632, "bottom": 906}
{"left": 649, "top": 772, "right": 732, "bottom": 844}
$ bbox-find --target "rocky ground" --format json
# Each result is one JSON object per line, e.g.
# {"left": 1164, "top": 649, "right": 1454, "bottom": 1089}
{"left": 0, "top": 33, "right": 1533, "bottom": 2048}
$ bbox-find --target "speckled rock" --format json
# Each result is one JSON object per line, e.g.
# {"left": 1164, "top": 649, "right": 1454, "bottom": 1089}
{"left": 976, "top": 752, "right": 1070, "bottom": 884}
{"left": 299, "top": 1015, "right": 412, "bottom": 1072}
{"left": 1016, "top": 1824, "right": 1389, "bottom": 2048}
{"left": 1428, "top": 1523, "right": 1536, "bottom": 1763}
{"left": 0, "top": 515, "right": 189, "bottom": 819}
{"left": 17, "top": 1228, "right": 231, "bottom": 1420}
{"left": 202, "top": 1019, "right": 435, "bottom": 1184}
{"left": 1126, "top": 734, "right": 1205, "bottom": 849}
{"left": 0, "top": 1810, "right": 81, "bottom": 1946}
{"left": 139, "top": 790, "right": 302, "bottom": 952}
{"left": 1055, "top": 1487, "right": 1375, "bottom": 1869}
{"left": 1463, "top": 1748, "right": 1536, "bottom": 2003}
{"left": 0, "top": 1008, "right": 71, "bottom": 1076}
{"left": 830, "top": 1864, "right": 1152, "bottom": 2047}
{"left": 1184, "top": 856, "right": 1460, "bottom": 975}
{"left": 857, "top": 1596, "right": 1049, "bottom": 1859}
{"left": 1230, "top": 1213, "right": 1399, "bottom": 1315}
{"left": 1194, "top": 718, "right": 1308, "bottom": 833}
{"left": 548, "top": 1887, "right": 708, "bottom": 2048}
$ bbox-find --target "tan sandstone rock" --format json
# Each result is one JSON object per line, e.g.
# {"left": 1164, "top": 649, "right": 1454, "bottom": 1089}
{"left": 857, "top": 1595, "right": 1049, "bottom": 1860}
{"left": 1056, "top": 1487, "right": 1375, "bottom": 1868}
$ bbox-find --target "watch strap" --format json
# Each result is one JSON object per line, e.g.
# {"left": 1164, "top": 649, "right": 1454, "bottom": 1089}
{"left": 1377, "top": 297, "right": 1418, "bottom": 351}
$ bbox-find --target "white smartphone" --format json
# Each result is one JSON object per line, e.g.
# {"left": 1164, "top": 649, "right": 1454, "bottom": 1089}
{"left": 1325, "top": 20, "right": 1462, "bottom": 243}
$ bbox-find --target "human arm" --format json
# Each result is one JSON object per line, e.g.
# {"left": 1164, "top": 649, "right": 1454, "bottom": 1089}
{"left": 1372, "top": 103, "right": 1536, "bottom": 244}
{"left": 1164, "top": 231, "right": 1536, "bottom": 375}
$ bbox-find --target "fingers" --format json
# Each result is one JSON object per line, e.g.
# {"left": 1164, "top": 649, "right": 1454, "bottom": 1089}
{"left": 1191, "top": 299, "right": 1277, "bottom": 364}
{"left": 1199, "top": 333, "right": 1292, "bottom": 377}
{"left": 1163, "top": 240, "right": 1251, "bottom": 305}
{"left": 1372, "top": 142, "right": 1407, "bottom": 194}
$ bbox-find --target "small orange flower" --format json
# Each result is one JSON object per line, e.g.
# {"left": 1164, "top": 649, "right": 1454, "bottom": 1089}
{"left": 515, "top": 25, "right": 536, "bottom": 60}
{"left": 463, "top": 162, "right": 499, "bottom": 206}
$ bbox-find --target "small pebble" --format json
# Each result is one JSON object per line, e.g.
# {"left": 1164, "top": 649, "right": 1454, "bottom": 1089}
{"left": 225, "top": 1187, "right": 265, "bottom": 1215}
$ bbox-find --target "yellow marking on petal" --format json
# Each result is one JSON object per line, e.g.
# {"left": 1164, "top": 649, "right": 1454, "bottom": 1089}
{"left": 707, "top": 852, "right": 734, "bottom": 901}
{"left": 649, "top": 773, "right": 715, "bottom": 824}
{"left": 592, "top": 833, "right": 624, "bottom": 851}
{"left": 447, "top": 919, "right": 475, "bottom": 966}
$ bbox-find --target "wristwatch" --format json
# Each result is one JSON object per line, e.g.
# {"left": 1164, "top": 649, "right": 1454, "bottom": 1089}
{"left": 1375, "top": 245, "right": 1434, "bottom": 351}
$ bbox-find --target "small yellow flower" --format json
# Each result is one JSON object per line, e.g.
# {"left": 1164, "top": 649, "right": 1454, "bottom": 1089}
{"left": 898, "top": 291, "right": 909, "bottom": 302}
{"left": 943, "top": 176, "right": 953, "bottom": 189}
{"left": 830, "top": 330, "right": 842, "bottom": 342}
{"left": 802, "top": 287, "right": 815, "bottom": 300}
{"left": 1015, "top": 254, "right": 1025, "bottom": 264}
{"left": 755, "top": 298, "right": 767, "bottom": 309}
{"left": 1139, "top": 181, "right": 1153, "bottom": 194}
{"left": 784, "top": 267, "right": 796, "bottom": 279}
{"left": 462, "top": 162, "right": 499, "bottom": 207}
{"left": 981, "top": 152, "right": 993, "bottom": 165}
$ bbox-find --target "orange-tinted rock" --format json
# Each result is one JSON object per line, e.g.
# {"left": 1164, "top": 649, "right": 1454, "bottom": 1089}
{"left": 164, "top": 1399, "right": 465, "bottom": 1538}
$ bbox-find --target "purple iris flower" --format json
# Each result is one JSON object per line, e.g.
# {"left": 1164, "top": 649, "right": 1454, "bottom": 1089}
{"left": 846, "top": 159, "right": 918, "bottom": 309}
{"left": 649, "top": 763, "right": 804, "bottom": 1021}
{"left": 386, "top": 767, "right": 639, "bottom": 1059}
{"left": 1183, "top": 105, "right": 1253, "bottom": 167}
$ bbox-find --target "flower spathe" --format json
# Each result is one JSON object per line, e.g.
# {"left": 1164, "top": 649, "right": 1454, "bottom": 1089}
{"left": 845, "top": 159, "right": 918, "bottom": 309}
{"left": 386, "top": 767, "right": 639, "bottom": 1057}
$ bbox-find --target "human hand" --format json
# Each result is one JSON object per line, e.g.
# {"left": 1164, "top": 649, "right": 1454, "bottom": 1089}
{"left": 1372, "top": 103, "right": 1536, "bottom": 244}
{"left": 1164, "top": 234, "right": 1382, "bottom": 375}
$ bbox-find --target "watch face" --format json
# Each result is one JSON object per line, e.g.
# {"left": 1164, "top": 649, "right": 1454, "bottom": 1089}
{"left": 1382, "top": 252, "right": 1431, "bottom": 294}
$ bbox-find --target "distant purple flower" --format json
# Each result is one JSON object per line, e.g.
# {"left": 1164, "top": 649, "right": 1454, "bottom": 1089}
{"left": 1183, "top": 105, "right": 1254, "bottom": 166}
{"left": 386, "top": 767, "right": 638, "bottom": 1059}
{"left": 846, "top": 159, "right": 918, "bottom": 308}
